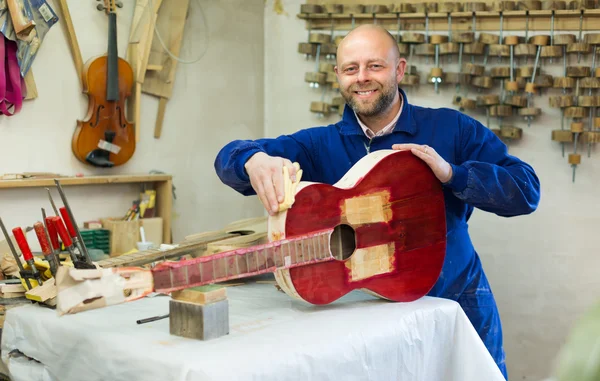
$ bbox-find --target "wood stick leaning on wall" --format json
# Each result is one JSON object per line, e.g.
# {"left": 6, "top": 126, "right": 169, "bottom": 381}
{"left": 55, "top": 0, "right": 84, "bottom": 86}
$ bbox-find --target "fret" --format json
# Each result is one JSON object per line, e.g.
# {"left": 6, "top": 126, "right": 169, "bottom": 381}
{"left": 214, "top": 257, "right": 227, "bottom": 280}
{"left": 261, "top": 247, "right": 268, "bottom": 270}
{"left": 198, "top": 262, "right": 204, "bottom": 283}
{"left": 283, "top": 241, "right": 291, "bottom": 267}
{"left": 169, "top": 267, "right": 174, "bottom": 289}
{"left": 245, "top": 252, "right": 251, "bottom": 273}
{"left": 311, "top": 236, "right": 316, "bottom": 261}
{"left": 299, "top": 240, "right": 305, "bottom": 264}
{"left": 184, "top": 265, "right": 189, "bottom": 285}
{"left": 226, "top": 256, "right": 237, "bottom": 278}
{"left": 247, "top": 250, "right": 258, "bottom": 273}
{"left": 202, "top": 260, "right": 215, "bottom": 284}
{"left": 273, "top": 244, "right": 282, "bottom": 268}
{"left": 171, "top": 266, "right": 187, "bottom": 288}
{"left": 187, "top": 263, "right": 201, "bottom": 285}
{"left": 280, "top": 242, "right": 286, "bottom": 267}
{"left": 237, "top": 254, "right": 248, "bottom": 275}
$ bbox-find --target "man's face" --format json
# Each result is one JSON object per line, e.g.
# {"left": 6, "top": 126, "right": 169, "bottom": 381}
{"left": 335, "top": 33, "right": 406, "bottom": 117}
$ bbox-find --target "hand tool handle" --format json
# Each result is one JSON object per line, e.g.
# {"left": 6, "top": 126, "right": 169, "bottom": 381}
{"left": 34, "top": 222, "right": 53, "bottom": 256}
{"left": 51, "top": 216, "right": 73, "bottom": 248}
{"left": 12, "top": 227, "right": 33, "bottom": 261}
{"left": 45, "top": 217, "right": 60, "bottom": 250}
{"left": 60, "top": 207, "right": 77, "bottom": 238}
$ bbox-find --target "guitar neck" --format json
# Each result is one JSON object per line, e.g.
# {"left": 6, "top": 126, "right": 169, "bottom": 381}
{"left": 152, "top": 228, "right": 335, "bottom": 293}
{"left": 106, "top": 12, "right": 119, "bottom": 101}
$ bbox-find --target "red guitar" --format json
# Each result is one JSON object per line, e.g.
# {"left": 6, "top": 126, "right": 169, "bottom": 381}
{"left": 56, "top": 149, "right": 446, "bottom": 313}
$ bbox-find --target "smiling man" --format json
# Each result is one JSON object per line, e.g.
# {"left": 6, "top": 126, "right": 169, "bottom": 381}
{"left": 214, "top": 24, "right": 541, "bottom": 380}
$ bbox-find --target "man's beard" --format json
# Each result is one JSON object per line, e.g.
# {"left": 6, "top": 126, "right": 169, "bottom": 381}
{"left": 342, "top": 82, "right": 397, "bottom": 117}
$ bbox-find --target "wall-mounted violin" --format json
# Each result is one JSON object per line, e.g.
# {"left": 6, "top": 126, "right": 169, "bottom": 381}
{"left": 71, "top": 0, "right": 135, "bottom": 168}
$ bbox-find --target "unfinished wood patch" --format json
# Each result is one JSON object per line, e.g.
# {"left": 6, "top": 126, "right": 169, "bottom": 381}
{"left": 346, "top": 243, "right": 394, "bottom": 282}
{"left": 342, "top": 192, "right": 390, "bottom": 225}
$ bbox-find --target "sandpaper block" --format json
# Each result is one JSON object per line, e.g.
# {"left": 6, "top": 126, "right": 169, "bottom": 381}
{"left": 169, "top": 285, "right": 229, "bottom": 340}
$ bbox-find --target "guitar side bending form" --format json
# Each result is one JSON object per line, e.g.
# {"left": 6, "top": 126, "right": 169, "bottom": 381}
{"left": 212, "top": 25, "right": 540, "bottom": 380}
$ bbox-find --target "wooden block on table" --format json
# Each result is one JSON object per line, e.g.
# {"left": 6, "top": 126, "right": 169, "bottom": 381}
{"left": 171, "top": 285, "right": 226, "bottom": 305}
{"left": 169, "top": 298, "right": 229, "bottom": 341}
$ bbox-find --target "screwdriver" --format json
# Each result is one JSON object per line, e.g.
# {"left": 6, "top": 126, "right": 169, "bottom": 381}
{"left": 12, "top": 226, "right": 43, "bottom": 287}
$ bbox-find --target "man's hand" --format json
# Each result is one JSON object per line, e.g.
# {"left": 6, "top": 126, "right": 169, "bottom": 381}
{"left": 391, "top": 143, "right": 453, "bottom": 183}
{"left": 244, "top": 152, "right": 299, "bottom": 215}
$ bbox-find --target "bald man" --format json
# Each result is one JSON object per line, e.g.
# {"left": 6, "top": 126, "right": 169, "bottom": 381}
{"left": 215, "top": 24, "right": 540, "bottom": 380}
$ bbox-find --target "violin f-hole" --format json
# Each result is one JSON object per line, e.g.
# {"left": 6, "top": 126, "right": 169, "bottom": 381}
{"left": 91, "top": 105, "right": 105, "bottom": 127}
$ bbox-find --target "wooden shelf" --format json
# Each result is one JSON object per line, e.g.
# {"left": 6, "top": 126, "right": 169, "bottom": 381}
{"left": 0, "top": 174, "right": 171, "bottom": 189}
{"left": 0, "top": 174, "right": 173, "bottom": 244}
{"left": 298, "top": 9, "right": 600, "bottom": 31}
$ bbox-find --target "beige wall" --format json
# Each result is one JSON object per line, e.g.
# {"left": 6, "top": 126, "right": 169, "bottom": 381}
{"left": 264, "top": 1, "right": 600, "bottom": 380}
{"left": 0, "top": 0, "right": 265, "bottom": 247}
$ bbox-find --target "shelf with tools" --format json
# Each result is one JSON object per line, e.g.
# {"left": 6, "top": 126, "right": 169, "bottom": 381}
{"left": 0, "top": 174, "right": 173, "bottom": 244}
{"left": 297, "top": 1, "right": 600, "bottom": 182}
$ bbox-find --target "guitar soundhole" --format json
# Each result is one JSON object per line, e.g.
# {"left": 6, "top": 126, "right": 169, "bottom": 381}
{"left": 330, "top": 224, "right": 356, "bottom": 261}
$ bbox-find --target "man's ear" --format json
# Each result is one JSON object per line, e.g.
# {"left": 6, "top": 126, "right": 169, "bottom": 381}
{"left": 396, "top": 58, "right": 407, "bottom": 83}
{"left": 334, "top": 65, "right": 339, "bottom": 75}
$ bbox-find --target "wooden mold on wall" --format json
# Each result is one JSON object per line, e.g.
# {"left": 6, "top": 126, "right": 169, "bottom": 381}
{"left": 297, "top": 1, "right": 600, "bottom": 182}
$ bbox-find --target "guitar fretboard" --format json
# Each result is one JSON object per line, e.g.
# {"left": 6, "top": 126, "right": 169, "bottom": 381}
{"left": 152, "top": 228, "right": 335, "bottom": 293}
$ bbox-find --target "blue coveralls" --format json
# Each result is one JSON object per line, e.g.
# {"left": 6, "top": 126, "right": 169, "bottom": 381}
{"left": 214, "top": 88, "right": 541, "bottom": 379}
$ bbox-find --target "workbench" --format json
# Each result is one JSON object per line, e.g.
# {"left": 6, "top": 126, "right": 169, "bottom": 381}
{"left": 0, "top": 278, "right": 505, "bottom": 381}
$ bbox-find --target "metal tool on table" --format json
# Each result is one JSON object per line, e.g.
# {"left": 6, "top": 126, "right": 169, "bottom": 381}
{"left": 54, "top": 179, "right": 93, "bottom": 266}
{"left": 33, "top": 220, "right": 59, "bottom": 277}
{"left": 12, "top": 226, "right": 43, "bottom": 287}
{"left": 50, "top": 216, "right": 94, "bottom": 269}
{"left": 0, "top": 217, "right": 33, "bottom": 290}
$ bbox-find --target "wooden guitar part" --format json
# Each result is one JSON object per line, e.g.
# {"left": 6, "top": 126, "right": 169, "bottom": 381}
{"left": 479, "top": 33, "right": 499, "bottom": 45}
{"left": 490, "top": 105, "right": 513, "bottom": 117}
{"left": 576, "top": 96, "right": 600, "bottom": 107}
{"left": 499, "top": 125, "right": 523, "bottom": 140}
{"left": 300, "top": 4, "right": 323, "bottom": 14}
{"left": 413, "top": 3, "right": 438, "bottom": 13}
{"left": 517, "top": 0, "right": 542, "bottom": 10}
{"left": 550, "top": 95, "right": 575, "bottom": 108}
{"left": 515, "top": 44, "right": 537, "bottom": 57}
{"left": 310, "top": 101, "right": 331, "bottom": 115}
{"left": 402, "top": 32, "right": 426, "bottom": 44}
{"left": 363, "top": 5, "right": 388, "bottom": 14}
{"left": 518, "top": 107, "right": 541, "bottom": 117}
{"left": 462, "top": 63, "right": 485, "bottom": 76}
{"left": 535, "top": 74, "right": 554, "bottom": 88}
{"left": 564, "top": 106, "right": 586, "bottom": 118}
{"left": 553, "top": 77, "right": 577, "bottom": 88}
{"left": 566, "top": 66, "right": 591, "bottom": 77}
{"left": 415, "top": 44, "right": 435, "bottom": 56}
{"left": 400, "top": 75, "right": 420, "bottom": 86}
{"left": 342, "top": 4, "right": 365, "bottom": 14}
{"left": 464, "top": 2, "right": 487, "bottom": 11}
{"left": 309, "top": 33, "right": 331, "bottom": 44}
{"left": 323, "top": 4, "right": 343, "bottom": 14}
{"left": 504, "top": 35, "right": 521, "bottom": 46}
{"left": 516, "top": 66, "right": 535, "bottom": 78}
{"left": 529, "top": 35, "right": 550, "bottom": 46}
{"left": 505, "top": 95, "right": 528, "bottom": 107}
{"left": 582, "top": 131, "right": 600, "bottom": 143}
{"left": 584, "top": 33, "right": 600, "bottom": 45}
{"left": 541, "top": 46, "right": 564, "bottom": 58}
{"left": 440, "top": 42, "right": 460, "bottom": 56}
{"left": 543, "top": 1, "right": 567, "bottom": 9}
{"left": 477, "top": 94, "right": 500, "bottom": 106}
{"left": 464, "top": 42, "right": 485, "bottom": 55}
{"left": 552, "top": 130, "right": 573, "bottom": 142}
{"left": 566, "top": 42, "right": 591, "bottom": 55}
{"left": 471, "top": 76, "right": 494, "bottom": 89}
{"left": 580, "top": 77, "right": 600, "bottom": 88}
{"left": 439, "top": 2, "right": 461, "bottom": 12}
{"left": 430, "top": 35, "right": 449, "bottom": 45}
{"left": 452, "top": 95, "right": 477, "bottom": 110}
{"left": 453, "top": 32, "right": 475, "bottom": 44}
{"left": 491, "top": 67, "right": 511, "bottom": 78}
{"left": 492, "top": 1, "right": 516, "bottom": 10}
{"left": 554, "top": 34, "right": 577, "bottom": 45}
{"left": 489, "top": 44, "right": 510, "bottom": 57}
{"left": 389, "top": 4, "right": 414, "bottom": 13}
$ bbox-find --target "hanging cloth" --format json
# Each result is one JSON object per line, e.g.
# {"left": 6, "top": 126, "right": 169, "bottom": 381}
{"left": 0, "top": 35, "right": 23, "bottom": 116}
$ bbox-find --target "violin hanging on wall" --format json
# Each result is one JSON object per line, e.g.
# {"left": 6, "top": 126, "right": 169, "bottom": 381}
{"left": 71, "top": 0, "right": 135, "bottom": 168}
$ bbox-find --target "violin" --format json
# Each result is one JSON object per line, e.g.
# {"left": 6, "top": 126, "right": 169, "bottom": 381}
{"left": 71, "top": 0, "right": 135, "bottom": 168}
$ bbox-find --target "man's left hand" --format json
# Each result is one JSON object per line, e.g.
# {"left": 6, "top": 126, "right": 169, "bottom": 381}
{"left": 391, "top": 143, "right": 453, "bottom": 183}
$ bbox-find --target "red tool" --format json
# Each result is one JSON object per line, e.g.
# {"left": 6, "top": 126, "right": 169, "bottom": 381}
{"left": 59, "top": 206, "right": 86, "bottom": 259}
{"left": 33, "top": 221, "right": 59, "bottom": 277}
{"left": 50, "top": 216, "right": 79, "bottom": 265}
{"left": 12, "top": 226, "right": 43, "bottom": 286}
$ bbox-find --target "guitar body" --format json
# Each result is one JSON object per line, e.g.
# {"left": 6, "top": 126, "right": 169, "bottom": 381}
{"left": 270, "top": 149, "right": 447, "bottom": 304}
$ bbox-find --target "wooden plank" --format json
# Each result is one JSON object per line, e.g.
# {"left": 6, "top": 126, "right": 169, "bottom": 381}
{"left": 23, "top": 69, "right": 37, "bottom": 100}
{"left": 153, "top": 97, "right": 168, "bottom": 138}
{"left": 155, "top": 177, "right": 172, "bottom": 243}
{"left": 299, "top": 9, "right": 600, "bottom": 32}
{"left": 55, "top": 0, "right": 84, "bottom": 85}
{"left": 142, "top": 0, "right": 190, "bottom": 99}
{"left": 0, "top": 174, "right": 171, "bottom": 189}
